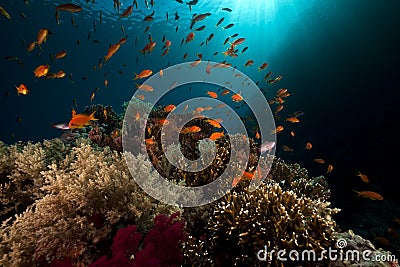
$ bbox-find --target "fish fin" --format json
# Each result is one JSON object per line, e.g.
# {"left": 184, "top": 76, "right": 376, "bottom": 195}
{"left": 72, "top": 109, "right": 77, "bottom": 117}
{"left": 89, "top": 111, "right": 98, "bottom": 120}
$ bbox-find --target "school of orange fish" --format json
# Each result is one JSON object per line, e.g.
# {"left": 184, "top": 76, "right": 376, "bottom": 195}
{"left": 0, "top": 1, "right": 387, "bottom": 204}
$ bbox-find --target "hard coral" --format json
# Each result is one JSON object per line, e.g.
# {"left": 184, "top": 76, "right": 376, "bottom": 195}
{"left": 0, "top": 138, "right": 180, "bottom": 266}
{"left": 206, "top": 182, "right": 339, "bottom": 266}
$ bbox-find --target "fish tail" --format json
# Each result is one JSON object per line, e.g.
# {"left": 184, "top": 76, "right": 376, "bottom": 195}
{"left": 133, "top": 73, "right": 138, "bottom": 80}
{"left": 89, "top": 111, "right": 98, "bottom": 120}
{"left": 352, "top": 190, "right": 360, "bottom": 196}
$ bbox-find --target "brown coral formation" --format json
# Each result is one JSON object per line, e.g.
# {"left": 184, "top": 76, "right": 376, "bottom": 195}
{"left": 182, "top": 181, "right": 339, "bottom": 266}
{"left": 0, "top": 138, "right": 180, "bottom": 266}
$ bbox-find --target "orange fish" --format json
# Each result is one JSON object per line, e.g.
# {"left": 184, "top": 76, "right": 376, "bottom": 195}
{"left": 276, "top": 88, "right": 288, "bottom": 96}
{"left": 119, "top": 4, "right": 134, "bottom": 18}
{"left": 255, "top": 131, "right": 260, "bottom": 139}
{"left": 182, "top": 126, "right": 201, "bottom": 134}
{"left": 206, "top": 119, "right": 221, "bottom": 128}
{"left": 244, "top": 60, "right": 254, "bottom": 67}
{"left": 286, "top": 117, "right": 300, "bottom": 123}
{"left": 231, "top": 92, "right": 243, "bottom": 102}
{"left": 27, "top": 42, "right": 36, "bottom": 52}
{"left": 140, "top": 41, "right": 156, "bottom": 55}
{"left": 279, "top": 92, "right": 291, "bottom": 98}
{"left": 209, "top": 131, "right": 224, "bottom": 141}
{"left": 104, "top": 43, "right": 120, "bottom": 62}
{"left": 145, "top": 138, "right": 155, "bottom": 145}
{"left": 157, "top": 119, "right": 170, "bottom": 125}
{"left": 305, "top": 142, "right": 312, "bottom": 150}
{"left": 68, "top": 109, "right": 98, "bottom": 129}
{"left": 15, "top": 84, "right": 29, "bottom": 95}
{"left": 118, "top": 37, "right": 128, "bottom": 45}
{"left": 55, "top": 70, "right": 65, "bottom": 78}
{"left": 159, "top": 69, "right": 164, "bottom": 77}
{"left": 290, "top": 131, "right": 295, "bottom": 137}
{"left": 207, "top": 91, "right": 218, "bottom": 98}
{"left": 194, "top": 107, "right": 205, "bottom": 113}
{"left": 104, "top": 79, "right": 108, "bottom": 87}
{"left": 242, "top": 171, "right": 255, "bottom": 180}
{"left": 164, "top": 104, "right": 176, "bottom": 112}
{"left": 55, "top": 51, "right": 67, "bottom": 59}
{"left": 313, "top": 158, "right": 325, "bottom": 164}
{"left": 326, "top": 164, "right": 333, "bottom": 174}
{"left": 271, "top": 126, "right": 284, "bottom": 134}
{"left": 216, "top": 103, "right": 226, "bottom": 108}
{"left": 135, "top": 112, "right": 140, "bottom": 121}
{"left": 258, "top": 62, "right": 268, "bottom": 71}
{"left": 134, "top": 70, "right": 153, "bottom": 80}
{"left": 275, "top": 105, "right": 284, "bottom": 114}
{"left": 136, "top": 83, "right": 154, "bottom": 91}
{"left": 353, "top": 190, "right": 383, "bottom": 200}
{"left": 34, "top": 64, "right": 50, "bottom": 77}
{"left": 185, "top": 32, "right": 195, "bottom": 43}
{"left": 36, "top": 28, "right": 49, "bottom": 46}
{"left": 221, "top": 89, "right": 230, "bottom": 96}
{"left": 136, "top": 94, "right": 145, "bottom": 100}
{"left": 357, "top": 171, "right": 369, "bottom": 183}
{"left": 56, "top": 3, "right": 83, "bottom": 12}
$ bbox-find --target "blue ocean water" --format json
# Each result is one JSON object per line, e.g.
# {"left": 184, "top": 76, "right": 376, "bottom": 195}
{"left": 1, "top": 0, "right": 399, "bottom": 256}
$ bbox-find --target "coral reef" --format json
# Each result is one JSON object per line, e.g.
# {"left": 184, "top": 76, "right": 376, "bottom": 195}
{"left": 0, "top": 138, "right": 180, "bottom": 266}
{"left": 329, "top": 230, "right": 397, "bottom": 267}
{"left": 1, "top": 100, "right": 397, "bottom": 266}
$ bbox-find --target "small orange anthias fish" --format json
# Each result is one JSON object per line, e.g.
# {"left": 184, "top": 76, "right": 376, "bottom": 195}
{"left": 181, "top": 126, "right": 201, "bottom": 134}
{"left": 36, "top": 28, "right": 49, "bottom": 46}
{"left": 206, "top": 119, "right": 221, "bottom": 128}
{"left": 305, "top": 142, "right": 312, "bottom": 150}
{"left": 326, "top": 164, "right": 333, "bottom": 174}
{"left": 140, "top": 41, "right": 156, "bottom": 55}
{"left": 34, "top": 64, "right": 50, "bottom": 77}
{"left": 185, "top": 32, "right": 195, "bottom": 43}
{"left": 231, "top": 92, "right": 243, "bottom": 102}
{"left": 55, "top": 50, "right": 67, "bottom": 59}
{"left": 357, "top": 171, "right": 369, "bottom": 183}
{"left": 68, "top": 109, "right": 98, "bottom": 129}
{"left": 271, "top": 125, "right": 284, "bottom": 134}
{"left": 136, "top": 83, "right": 154, "bottom": 91}
{"left": 104, "top": 43, "right": 121, "bottom": 62}
{"left": 286, "top": 117, "right": 300, "bottom": 123}
{"left": 209, "top": 131, "right": 224, "bottom": 141}
{"left": 134, "top": 69, "right": 153, "bottom": 80}
{"left": 164, "top": 104, "right": 176, "bottom": 112}
{"left": 15, "top": 84, "right": 29, "bottom": 95}
{"left": 207, "top": 91, "right": 218, "bottom": 98}
{"left": 353, "top": 190, "right": 383, "bottom": 200}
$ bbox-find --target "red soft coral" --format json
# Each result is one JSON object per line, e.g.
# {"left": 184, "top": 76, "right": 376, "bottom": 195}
{"left": 91, "top": 213, "right": 185, "bottom": 267}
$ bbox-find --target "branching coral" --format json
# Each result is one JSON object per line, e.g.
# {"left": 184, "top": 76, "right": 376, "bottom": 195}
{"left": 0, "top": 138, "right": 180, "bottom": 266}
{"left": 204, "top": 182, "right": 339, "bottom": 266}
